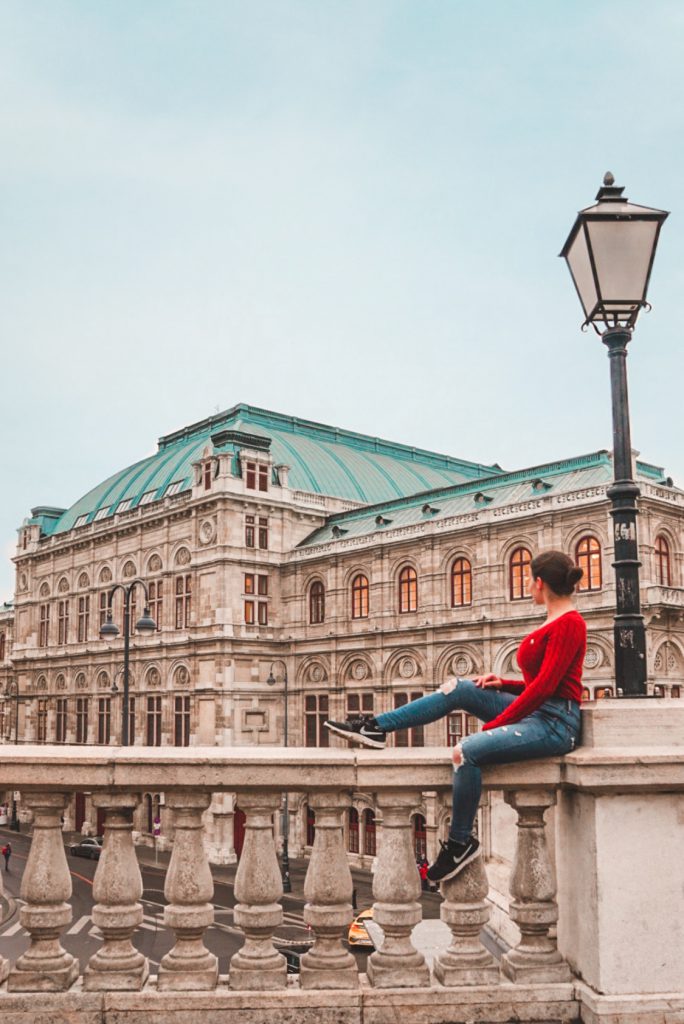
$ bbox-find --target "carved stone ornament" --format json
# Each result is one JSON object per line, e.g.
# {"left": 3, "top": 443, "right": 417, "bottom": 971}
{"left": 351, "top": 661, "right": 368, "bottom": 681}
{"left": 19, "top": 572, "right": 28, "bottom": 592}
{"left": 75, "top": 673, "right": 88, "bottom": 690}
{"left": 309, "top": 664, "right": 324, "bottom": 684}
{"left": 97, "top": 672, "right": 110, "bottom": 690}
{"left": 39, "top": 581, "right": 50, "bottom": 598}
{"left": 175, "top": 547, "right": 191, "bottom": 567}
{"left": 100, "top": 567, "right": 113, "bottom": 584}
{"left": 654, "top": 651, "right": 663, "bottom": 672}
{"left": 148, "top": 554, "right": 163, "bottom": 573}
{"left": 584, "top": 645, "right": 601, "bottom": 670}
{"left": 199, "top": 520, "right": 216, "bottom": 545}
{"left": 147, "top": 667, "right": 162, "bottom": 688}
{"left": 398, "top": 657, "right": 415, "bottom": 679}
{"left": 78, "top": 572, "right": 90, "bottom": 589}
{"left": 452, "top": 654, "right": 471, "bottom": 677}
{"left": 35, "top": 676, "right": 48, "bottom": 692}
{"left": 175, "top": 666, "right": 190, "bottom": 688}
{"left": 57, "top": 577, "right": 69, "bottom": 594}
{"left": 55, "top": 674, "right": 67, "bottom": 691}
{"left": 122, "top": 561, "right": 136, "bottom": 579}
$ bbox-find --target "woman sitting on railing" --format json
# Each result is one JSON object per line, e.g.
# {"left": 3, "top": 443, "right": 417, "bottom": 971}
{"left": 325, "top": 550, "right": 586, "bottom": 884}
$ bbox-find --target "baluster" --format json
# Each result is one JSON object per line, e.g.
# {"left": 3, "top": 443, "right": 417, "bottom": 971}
{"left": 8, "top": 792, "right": 78, "bottom": 991}
{"left": 229, "top": 791, "right": 286, "bottom": 990}
{"left": 84, "top": 793, "right": 148, "bottom": 990}
{"left": 158, "top": 791, "right": 218, "bottom": 990}
{"left": 433, "top": 841, "right": 499, "bottom": 986}
{"left": 501, "top": 789, "right": 571, "bottom": 983}
{"left": 367, "top": 790, "right": 430, "bottom": 988}
{"left": 300, "top": 791, "right": 357, "bottom": 989}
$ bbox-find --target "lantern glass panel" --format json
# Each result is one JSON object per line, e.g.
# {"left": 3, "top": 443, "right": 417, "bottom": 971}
{"left": 585, "top": 218, "right": 660, "bottom": 307}
{"left": 566, "top": 224, "right": 598, "bottom": 320}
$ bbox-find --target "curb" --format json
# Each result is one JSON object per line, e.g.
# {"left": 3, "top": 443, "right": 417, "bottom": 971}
{"left": 0, "top": 894, "right": 17, "bottom": 927}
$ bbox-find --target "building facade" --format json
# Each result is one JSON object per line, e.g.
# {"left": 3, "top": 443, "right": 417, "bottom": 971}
{"left": 2, "top": 403, "right": 683, "bottom": 862}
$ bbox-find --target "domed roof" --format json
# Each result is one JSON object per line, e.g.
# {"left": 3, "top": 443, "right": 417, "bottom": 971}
{"left": 49, "top": 404, "right": 502, "bottom": 535}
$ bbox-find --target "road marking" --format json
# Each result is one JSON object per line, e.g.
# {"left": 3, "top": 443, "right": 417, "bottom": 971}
{"left": 67, "top": 915, "right": 91, "bottom": 935}
{"left": 2, "top": 921, "right": 24, "bottom": 937}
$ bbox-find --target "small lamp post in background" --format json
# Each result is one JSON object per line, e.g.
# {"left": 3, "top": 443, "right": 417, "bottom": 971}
{"left": 99, "top": 580, "right": 156, "bottom": 744}
{"left": 560, "top": 173, "right": 669, "bottom": 696}
{"left": 266, "top": 659, "right": 291, "bottom": 893}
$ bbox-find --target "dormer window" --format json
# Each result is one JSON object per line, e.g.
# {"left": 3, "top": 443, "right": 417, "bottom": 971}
{"left": 166, "top": 481, "right": 183, "bottom": 497}
{"left": 116, "top": 499, "right": 133, "bottom": 514}
{"left": 74, "top": 514, "right": 89, "bottom": 528}
{"left": 245, "top": 461, "right": 269, "bottom": 492}
{"left": 139, "top": 490, "right": 158, "bottom": 506}
{"left": 203, "top": 462, "right": 213, "bottom": 490}
{"left": 93, "top": 507, "right": 111, "bottom": 522}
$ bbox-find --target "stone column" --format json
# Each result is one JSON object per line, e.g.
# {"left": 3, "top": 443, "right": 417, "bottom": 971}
{"left": 0, "top": 864, "right": 8, "bottom": 984}
{"left": 8, "top": 792, "right": 79, "bottom": 991}
{"left": 229, "top": 791, "right": 286, "bottom": 990}
{"left": 300, "top": 790, "right": 357, "bottom": 989}
{"left": 433, "top": 847, "right": 499, "bottom": 985}
{"left": 367, "top": 790, "right": 430, "bottom": 988}
{"left": 158, "top": 791, "right": 218, "bottom": 990}
{"left": 84, "top": 793, "right": 148, "bottom": 991}
{"left": 501, "top": 789, "right": 570, "bottom": 983}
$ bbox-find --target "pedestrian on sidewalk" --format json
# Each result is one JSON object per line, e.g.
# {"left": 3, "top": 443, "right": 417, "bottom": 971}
{"left": 2, "top": 842, "right": 11, "bottom": 872}
{"left": 418, "top": 858, "right": 429, "bottom": 891}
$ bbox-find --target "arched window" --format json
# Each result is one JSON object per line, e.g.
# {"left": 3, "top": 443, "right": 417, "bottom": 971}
{"left": 351, "top": 574, "right": 369, "bottom": 619}
{"left": 576, "top": 536, "right": 602, "bottom": 591}
{"left": 413, "top": 813, "right": 427, "bottom": 860}
{"left": 509, "top": 547, "right": 532, "bottom": 601}
{"left": 309, "top": 580, "right": 325, "bottom": 624}
{"left": 363, "top": 809, "right": 376, "bottom": 856}
{"left": 398, "top": 566, "right": 418, "bottom": 614}
{"left": 348, "top": 807, "right": 359, "bottom": 853}
{"left": 450, "top": 557, "right": 472, "bottom": 607}
{"left": 655, "top": 535, "right": 671, "bottom": 586}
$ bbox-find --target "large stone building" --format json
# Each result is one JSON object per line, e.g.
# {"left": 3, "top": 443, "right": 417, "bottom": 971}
{"left": 2, "top": 403, "right": 683, "bottom": 862}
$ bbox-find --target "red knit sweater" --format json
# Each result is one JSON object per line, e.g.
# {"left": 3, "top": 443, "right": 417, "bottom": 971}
{"left": 482, "top": 610, "right": 586, "bottom": 731}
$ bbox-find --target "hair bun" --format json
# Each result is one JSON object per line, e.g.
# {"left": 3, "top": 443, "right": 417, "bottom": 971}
{"left": 567, "top": 566, "right": 583, "bottom": 587}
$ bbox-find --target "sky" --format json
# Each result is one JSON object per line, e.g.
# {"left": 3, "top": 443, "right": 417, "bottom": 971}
{"left": 1, "top": 0, "right": 683, "bottom": 602}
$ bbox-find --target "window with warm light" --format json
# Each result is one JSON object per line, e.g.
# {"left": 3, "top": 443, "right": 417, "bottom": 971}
{"left": 509, "top": 547, "right": 532, "bottom": 600}
{"left": 451, "top": 557, "right": 472, "bottom": 607}
{"left": 398, "top": 566, "right": 418, "bottom": 613}
{"left": 309, "top": 580, "right": 325, "bottom": 624}
{"left": 351, "top": 574, "right": 369, "bottom": 619}
{"left": 655, "top": 535, "right": 671, "bottom": 586}
{"left": 576, "top": 537, "right": 602, "bottom": 591}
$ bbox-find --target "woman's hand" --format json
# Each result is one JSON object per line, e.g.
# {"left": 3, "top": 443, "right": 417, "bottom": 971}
{"left": 473, "top": 673, "right": 502, "bottom": 689}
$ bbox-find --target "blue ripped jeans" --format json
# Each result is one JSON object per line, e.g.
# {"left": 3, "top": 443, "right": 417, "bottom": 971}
{"left": 374, "top": 680, "right": 581, "bottom": 844}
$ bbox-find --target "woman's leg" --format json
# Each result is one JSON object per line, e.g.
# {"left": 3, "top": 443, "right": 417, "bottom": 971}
{"left": 375, "top": 679, "right": 516, "bottom": 733}
{"left": 448, "top": 708, "right": 579, "bottom": 843}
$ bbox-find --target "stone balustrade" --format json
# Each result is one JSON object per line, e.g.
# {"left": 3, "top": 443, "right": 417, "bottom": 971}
{"left": 0, "top": 699, "right": 683, "bottom": 1024}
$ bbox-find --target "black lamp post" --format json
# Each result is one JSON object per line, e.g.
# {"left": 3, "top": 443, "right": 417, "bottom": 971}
{"left": 99, "top": 581, "right": 156, "bottom": 745}
{"left": 266, "top": 660, "right": 291, "bottom": 893}
{"left": 560, "top": 173, "right": 669, "bottom": 696}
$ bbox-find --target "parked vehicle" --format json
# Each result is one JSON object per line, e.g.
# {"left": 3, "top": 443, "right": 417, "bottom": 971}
{"left": 347, "top": 907, "right": 374, "bottom": 948}
{"left": 69, "top": 837, "right": 103, "bottom": 860}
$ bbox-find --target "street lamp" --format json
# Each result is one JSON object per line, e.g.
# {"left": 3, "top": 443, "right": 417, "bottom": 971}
{"left": 560, "top": 173, "right": 669, "bottom": 696}
{"left": 266, "top": 660, "right": 291, "bottom": 893}
{"left": 99, "top": 580, "right": 156, "bottom": 745}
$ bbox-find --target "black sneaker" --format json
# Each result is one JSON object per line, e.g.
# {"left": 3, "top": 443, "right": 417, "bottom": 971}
{"left": 426, "top": 836, "right": 480, "bottom": 883}
{"left": 324, "top": 715, "right": 387, "bottom": 749}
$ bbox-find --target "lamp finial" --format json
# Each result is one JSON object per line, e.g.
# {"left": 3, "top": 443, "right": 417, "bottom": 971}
{"left": 603, "top": 171, "right": 615, "bottom": 187}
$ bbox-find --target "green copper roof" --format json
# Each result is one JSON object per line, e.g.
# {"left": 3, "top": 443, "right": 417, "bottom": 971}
{"left": 48, "top": 404, "right": 502, "bottom": 536}
{"left": 298, "top": 451, "right": 677, "bottom": 548}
